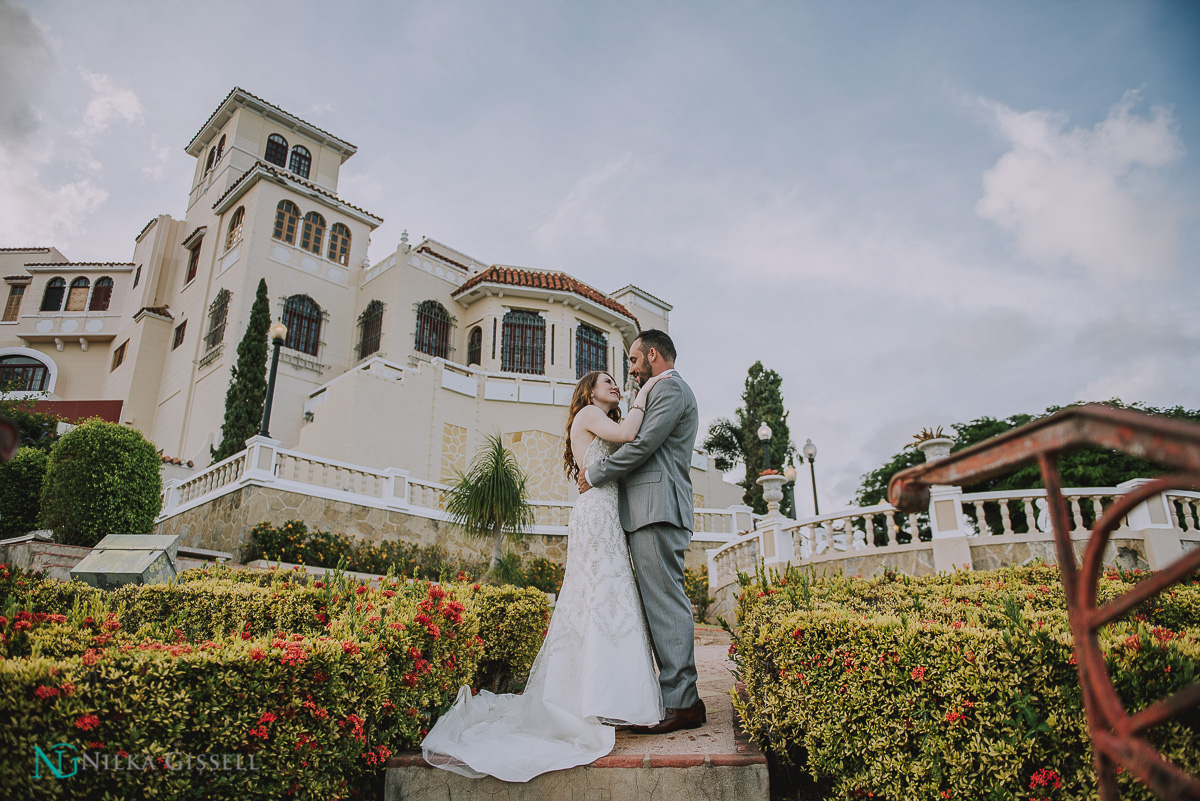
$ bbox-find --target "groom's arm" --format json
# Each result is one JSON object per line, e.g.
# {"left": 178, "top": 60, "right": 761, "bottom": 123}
{"left": 587, "top": 378, "right": 685, "bottom": 487}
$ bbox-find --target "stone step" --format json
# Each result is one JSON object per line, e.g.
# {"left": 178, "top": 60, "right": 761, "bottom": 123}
{"left": 384, "top": 642, "right": 769, "bottom": 801}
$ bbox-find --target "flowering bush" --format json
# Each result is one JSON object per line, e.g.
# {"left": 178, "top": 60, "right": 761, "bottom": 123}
{"left": 0, "top": 564, "right": 549, "bottom": 798}
{"left": 522, "top": 556, "right": 565, "bottom": 594}
{"left": 729, "top": 564, "right": 1200, "bottom": 800}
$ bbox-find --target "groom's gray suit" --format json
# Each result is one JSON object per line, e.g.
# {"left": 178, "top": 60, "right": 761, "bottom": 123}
{"left": 587, "top": 370, "right": 699, "bottom": 709}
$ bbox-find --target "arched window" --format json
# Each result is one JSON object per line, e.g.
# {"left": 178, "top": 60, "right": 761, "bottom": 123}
{"left": 414, "top": 301, "right": 451, "bottom": 359}
{"left": 215, "top": 134, "right": 226, "bottom": 163}
{"left": 289, "top": 145, "right": 311, "bottom": 178}
{"left": 467, "top": 326, "right": 482, "bottom": 367}
{"left": 273, "top": 200, "right": 300, "bottom": 244}
{"left": 89, "top": 277, "right": 113, "bottom": 311}
{"left": 501, "top": 310, "right": 545, "bottom": 375}
{"left": 204, "top": 288, "right": 231, "bottom": 351}
{"left": 41, "top": 278, "right": 65, "bottom": 312}
{"left": 575, "top": 323, "right": 608, "bottom": 379}
{"left": 204, "top": 147, "right": 216, "bottom": 173}
{"left": 283, "top": 295, "right": 322, "bottom": 356}
{"left": 66, "top": 277, "right": 90, "bottom": 312}
{"left": 0, "top": 354, "right": 49, "bottom": 392}
{"left": 356, "top": 300, "right": 383, "bottom": 360}
{"left": 265, "top": 133, "right": 288, "bottom": 167}
{"left": 226, "top": 206, "right": 245, "bottom": 249}
{"left": 300, "top": 211, "right": 325, "bottom": 254}
{"left": 327, "top": 223, "right": 351, "bottom": 265}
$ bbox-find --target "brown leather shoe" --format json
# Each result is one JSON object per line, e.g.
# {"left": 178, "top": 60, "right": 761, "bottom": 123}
{"left": 628, "top": 699, "right": 706, "bottom": 735}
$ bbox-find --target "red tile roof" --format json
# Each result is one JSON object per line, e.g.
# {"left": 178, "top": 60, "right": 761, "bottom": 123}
{"left": 161, "top": 454, "right": 195, "bottom": 468}
{"left": 454, "top": 266, "right": 638, "bottom": 325}
{"left": 138, "top": 305, "right": 174, "bottom": 319}
{"left": 24, "top": 262, "right": 134, "bottom": 268}
{"left": 0, "top": 247, "right": 54, "bottom": 253}
{"left": 415, "top": 245, "right": 470, "bottom": 272}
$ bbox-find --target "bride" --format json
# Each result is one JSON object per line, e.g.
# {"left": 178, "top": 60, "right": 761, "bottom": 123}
{"left": 421, "top": 369, "right": 669, "bottom": 782}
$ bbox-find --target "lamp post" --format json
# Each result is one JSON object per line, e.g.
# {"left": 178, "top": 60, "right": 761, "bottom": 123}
{"left": 783, "top": 459, "right": 798, "bottom": 519}
{"left": 757, "top": 422, "right": 773, "bottom": 471}
{"left": 259, "top": 321, "right": 288, "bottom": 438}
{"left": 803, "top": 438, "right": 819, "bottom": 516}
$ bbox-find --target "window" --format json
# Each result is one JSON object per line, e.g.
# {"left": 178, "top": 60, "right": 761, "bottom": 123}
{"left": 204, "top": 288, "right": 231, "bottom": 351}
{"left": 41, "top": 278, "right": 65, "bottom": 312}
{"left": 501, "top": 310, "right": 545, "bottom": 375}
{"left": 300, "top": 211, "right": 325, "bottom": 255}
{"left": 204, "top": 147, "right": 216, "bottom": 173}
{"left": 289, "top": 145, "right": 311, "bottom": 178}
{"left": 185, "top": 244, "right": 201, "bottom": 284}
{"left": 0, "top": 354, "right": 49, "bottom": 391}
{"left": 3, "top": 285, "right": 25, "bottom": 322}
{"left": 273, "top": 200, "right": 300, "bottom": 244}
{"left": 467, "top": 326, "right": 482, "bottom": 366}
{"left": 215, "top": 134, "right": 226, "bottom": 163}
{"left": 356, "top": 300, "right": 383, "bottom": 359}
{"left": 265, "top": 133, "right": 288, "bottom": 167}
{"left": 172, "top": 321, "right": 187, "bottom": 350}
{"left": 327, "top": 223, "right": 351, "bottom": 265}
{"left": 414, "top": 300, "right": 451, "bottom": 359}
{"left": 226, "top": 207, "right": 245, "bottom": 249}
{"left": 65, "top": 277, "right": 90, "bottom": 312}
{"left": 89, "top": 277, "right": 113, "bottom": 311}
{"left": 111, "top": 340, "right": 128, "bottom": 371}
{"left": 133, "top": 265, "right": 141, "bottom": 288}
{"left": 575, "top": 323, "right": 608, "bottom": 378}
{"left": 283, "top": 295, "right": 322, "bottom": 356}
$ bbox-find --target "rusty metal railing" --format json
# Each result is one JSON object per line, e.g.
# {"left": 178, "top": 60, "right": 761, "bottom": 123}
{"left": 889, "top": 404, "right": 1200, "bottom": 801}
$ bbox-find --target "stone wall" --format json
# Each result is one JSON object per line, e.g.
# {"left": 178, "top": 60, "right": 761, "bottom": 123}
{"left": 154, "top": 485, "right": 715, "bottom": 570}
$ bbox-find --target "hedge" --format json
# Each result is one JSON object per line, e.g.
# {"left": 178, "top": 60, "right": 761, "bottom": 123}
{"left": 0, "top": 563, "right": 549, "bottom": 799}
{"left": 729, "top": 564, "right": 1200, "bottom": 800}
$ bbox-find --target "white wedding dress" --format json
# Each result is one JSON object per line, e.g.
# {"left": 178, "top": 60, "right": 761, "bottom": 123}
{"left": 421, "top": 437, "right": 663, "bottom": 782}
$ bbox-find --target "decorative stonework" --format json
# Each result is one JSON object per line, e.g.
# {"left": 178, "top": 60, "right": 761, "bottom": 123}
{"left": 441, "top": 424, "right": 467, "bottom": 480}
{"left": 504, "top": 429, "right": 567, "bottom": 501}
{"left": 693, "top": 493, "right": 705, "bottom": 509}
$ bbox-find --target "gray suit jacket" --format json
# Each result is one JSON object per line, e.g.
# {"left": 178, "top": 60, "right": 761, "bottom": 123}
{"left": 588, "top": 372, "right": 698, "bottom": 533}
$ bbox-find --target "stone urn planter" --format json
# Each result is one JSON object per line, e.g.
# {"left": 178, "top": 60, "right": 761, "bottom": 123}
{"left": 916, "top": 437, "right": 954, "bottom": 463}
{"left": 756, "top": 472, "right": 788, "bottom": 519}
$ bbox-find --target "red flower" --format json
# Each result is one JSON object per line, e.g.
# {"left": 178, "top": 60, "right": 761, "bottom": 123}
{"left": 74, "top": 714, "right": 101, "bottom": 732}
{"left": 81, "top": 648, "right": 103, "bottom": 666}
{"left": 314, "top": 581, "right": 324, "bottom": 588}
{"left": 249, "top": 648, "right": 266, "bottom": 661}
{"left": 911, "top": 667, "right": 927, "bottom": 681}
{"left": 945, "top": 710, "right": 966, "bottom": 723}
{"left": 313, "top": 671, "right": 328, "bottom": 683}
{"left": 248, "top": 725, "right": 269, "bottom": 740}
{"left": 342, "top": 640, "right": 360, "bottom": 655}
{"left": 13, "top": 620, "right": 31, "bottom": 632}
{"left": 382, "top": 590, "right": 395, "bottom": 598}
{"left": 34, "top": 685, "right": 59, "bottom": 700}
{"left": 1029, "top": 768, "right": 1063, "bottom": 790}
{"left": 355, "top": 585, "right": 368, "bottom": 595}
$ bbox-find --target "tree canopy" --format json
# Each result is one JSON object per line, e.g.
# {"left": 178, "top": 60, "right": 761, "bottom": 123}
{"left": 854, "top": 400, "right": 1200, "bottom": 507}
{"left": 212, "top": 279, "right": 271, "bottom": 462}
{"left": 703, "top": 361, "right": 793, "bottom": 515}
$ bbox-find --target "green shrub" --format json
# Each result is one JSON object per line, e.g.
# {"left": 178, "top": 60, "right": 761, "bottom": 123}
{"left": 0, "top": 447, "right": 48, "bottom": 536}
{"left": 685, "top": 565, "right": 713, "bottom": 622}
{"left": 523, "top": 556, "right": 565, "bottom": 594}
{"left": 38, "top": 418, "right": 162, "bottom": 547}
{"left": 729, "top": 564, "right": 1200, "bottom": 800}
{"left": 464, "top": 583, "right": 550, "bottom": 693}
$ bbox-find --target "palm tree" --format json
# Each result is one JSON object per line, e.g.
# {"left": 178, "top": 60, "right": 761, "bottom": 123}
{"left": 443, "top": 434, "right": 534, "bottom": 572}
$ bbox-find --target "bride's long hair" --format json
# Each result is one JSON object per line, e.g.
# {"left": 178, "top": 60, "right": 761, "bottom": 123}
{"left": 563, "top": 370, "right": 621, "bottom": 482}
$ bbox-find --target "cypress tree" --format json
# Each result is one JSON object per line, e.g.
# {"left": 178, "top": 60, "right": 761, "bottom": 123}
{"left": 211, "top": 278, "right": 271, "bottom": 462}
{"left": 703, "top": 361, "right": 792, "bottom": 515}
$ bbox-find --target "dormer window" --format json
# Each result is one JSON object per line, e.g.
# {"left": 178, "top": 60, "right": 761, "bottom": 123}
{"left": 289, "top": 145, "right": 311, "bottom": 179}
{"left": 265, "top": 133, "right": 288, "bottom": 168}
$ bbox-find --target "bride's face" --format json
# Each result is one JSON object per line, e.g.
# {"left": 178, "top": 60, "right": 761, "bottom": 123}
{"left": 591, "top": 373, "right": 621, "bottom": 409}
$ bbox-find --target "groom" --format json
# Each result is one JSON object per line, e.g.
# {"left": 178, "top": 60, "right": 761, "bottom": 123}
{"left": 579, "top": 329, "right": 704, "bottom": 734}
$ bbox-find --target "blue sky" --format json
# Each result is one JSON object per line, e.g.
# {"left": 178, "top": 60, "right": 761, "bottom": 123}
{"left": 2, "top": 0, "right": 1197, "bottom": 511}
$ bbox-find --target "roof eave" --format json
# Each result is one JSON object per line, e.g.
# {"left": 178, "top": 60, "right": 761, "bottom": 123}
{"left": 186, "top": 88, "right": 357, "bottom": 162}
{"left": 453, "top": 282, "right": 640, "bottom": 345}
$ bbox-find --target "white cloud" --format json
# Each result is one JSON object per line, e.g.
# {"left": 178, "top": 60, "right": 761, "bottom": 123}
{"left": 975, "top": 91, "right": 1185, "bottom": 283}
{"left": 140, "top": 132, "right": 171, "bottom": 180}
{"left": 530, "top": 154, "right": 641, "bottom": 256}
{"left": 0, "top": 0, "right": 54, "bottom": 147}
{"left": 0, "top": 143, "right": 107, "bottom": 242}
{"left": 76, "top": 68, "right": 143, "bottom": 139}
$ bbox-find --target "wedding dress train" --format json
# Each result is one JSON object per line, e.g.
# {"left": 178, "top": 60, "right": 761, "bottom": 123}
{"left": 421, "top": 437, "right": 663, "bottom": 782}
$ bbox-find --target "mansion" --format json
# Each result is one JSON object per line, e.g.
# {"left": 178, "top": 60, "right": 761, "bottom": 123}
{"left": 0, "top": 88, "right": 739, "bottom": 508}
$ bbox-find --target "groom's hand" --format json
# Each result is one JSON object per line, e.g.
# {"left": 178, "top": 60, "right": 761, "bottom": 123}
{"left": 578, "top": 474, "right": 592, "bottom": 494}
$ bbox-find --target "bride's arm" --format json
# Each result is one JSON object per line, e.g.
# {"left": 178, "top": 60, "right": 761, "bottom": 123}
{"left": 578, "top": 374, "right": 669, "bottom": 443}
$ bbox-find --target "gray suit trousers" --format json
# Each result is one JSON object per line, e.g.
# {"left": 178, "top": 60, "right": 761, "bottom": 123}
{"left": 627, "top": 522, "right": 698, "bottom": 709}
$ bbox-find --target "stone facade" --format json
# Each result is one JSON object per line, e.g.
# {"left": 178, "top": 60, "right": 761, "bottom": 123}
{"left": 153, "top": 484, "right": 714, "bottom": 571}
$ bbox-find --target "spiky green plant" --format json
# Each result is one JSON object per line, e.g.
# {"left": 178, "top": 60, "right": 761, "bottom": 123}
{"left": 443, "top": 435, "right": 534, "bottom": 572}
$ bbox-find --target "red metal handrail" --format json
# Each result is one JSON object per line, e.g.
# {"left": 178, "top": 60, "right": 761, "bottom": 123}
{"left": 888, "top": 404, "right": 1200, "bottom": 801}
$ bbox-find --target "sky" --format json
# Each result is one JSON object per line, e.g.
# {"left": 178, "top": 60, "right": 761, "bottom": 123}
{"left": 1, "top": 0, "right": 1198, "bottom": 514}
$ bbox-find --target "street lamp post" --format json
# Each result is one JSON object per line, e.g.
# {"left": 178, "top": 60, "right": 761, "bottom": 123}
{"left": 259, "top": 321, "right": 288, "bottom": 438}
{"left": 757, "top": 422, "right": 773, "bottom": 471}
{"left": 783, "top": 459, "right": 798, "bottom": 519}
{"left": 803, "top": 438, "right": 819, "bottom": 516}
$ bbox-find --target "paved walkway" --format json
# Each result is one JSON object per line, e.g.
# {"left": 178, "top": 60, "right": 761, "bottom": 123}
{"left": 385, "top": 625, "right": 768, "bottom": 800}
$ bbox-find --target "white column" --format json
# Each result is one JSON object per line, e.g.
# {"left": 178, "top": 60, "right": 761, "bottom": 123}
{"left": 1119, "top": 478, "right": 1184, "bottom": 571}
{"left": 242, "top": 435, "right": 281, "bottom": 483}
{"left": 383, "top": 467, "right": 410, "bottom": 509}
{"left": 917, "top": 437, "right": 973, "bottom": 572}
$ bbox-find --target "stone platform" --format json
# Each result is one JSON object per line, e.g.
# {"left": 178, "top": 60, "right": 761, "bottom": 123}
{"left": 384, "top": 627, "right": 768, "bottom": 800}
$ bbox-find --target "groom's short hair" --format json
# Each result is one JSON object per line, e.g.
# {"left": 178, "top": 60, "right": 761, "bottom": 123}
{"left": 635, "top": 329, "right": 676, "bottom": 363}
